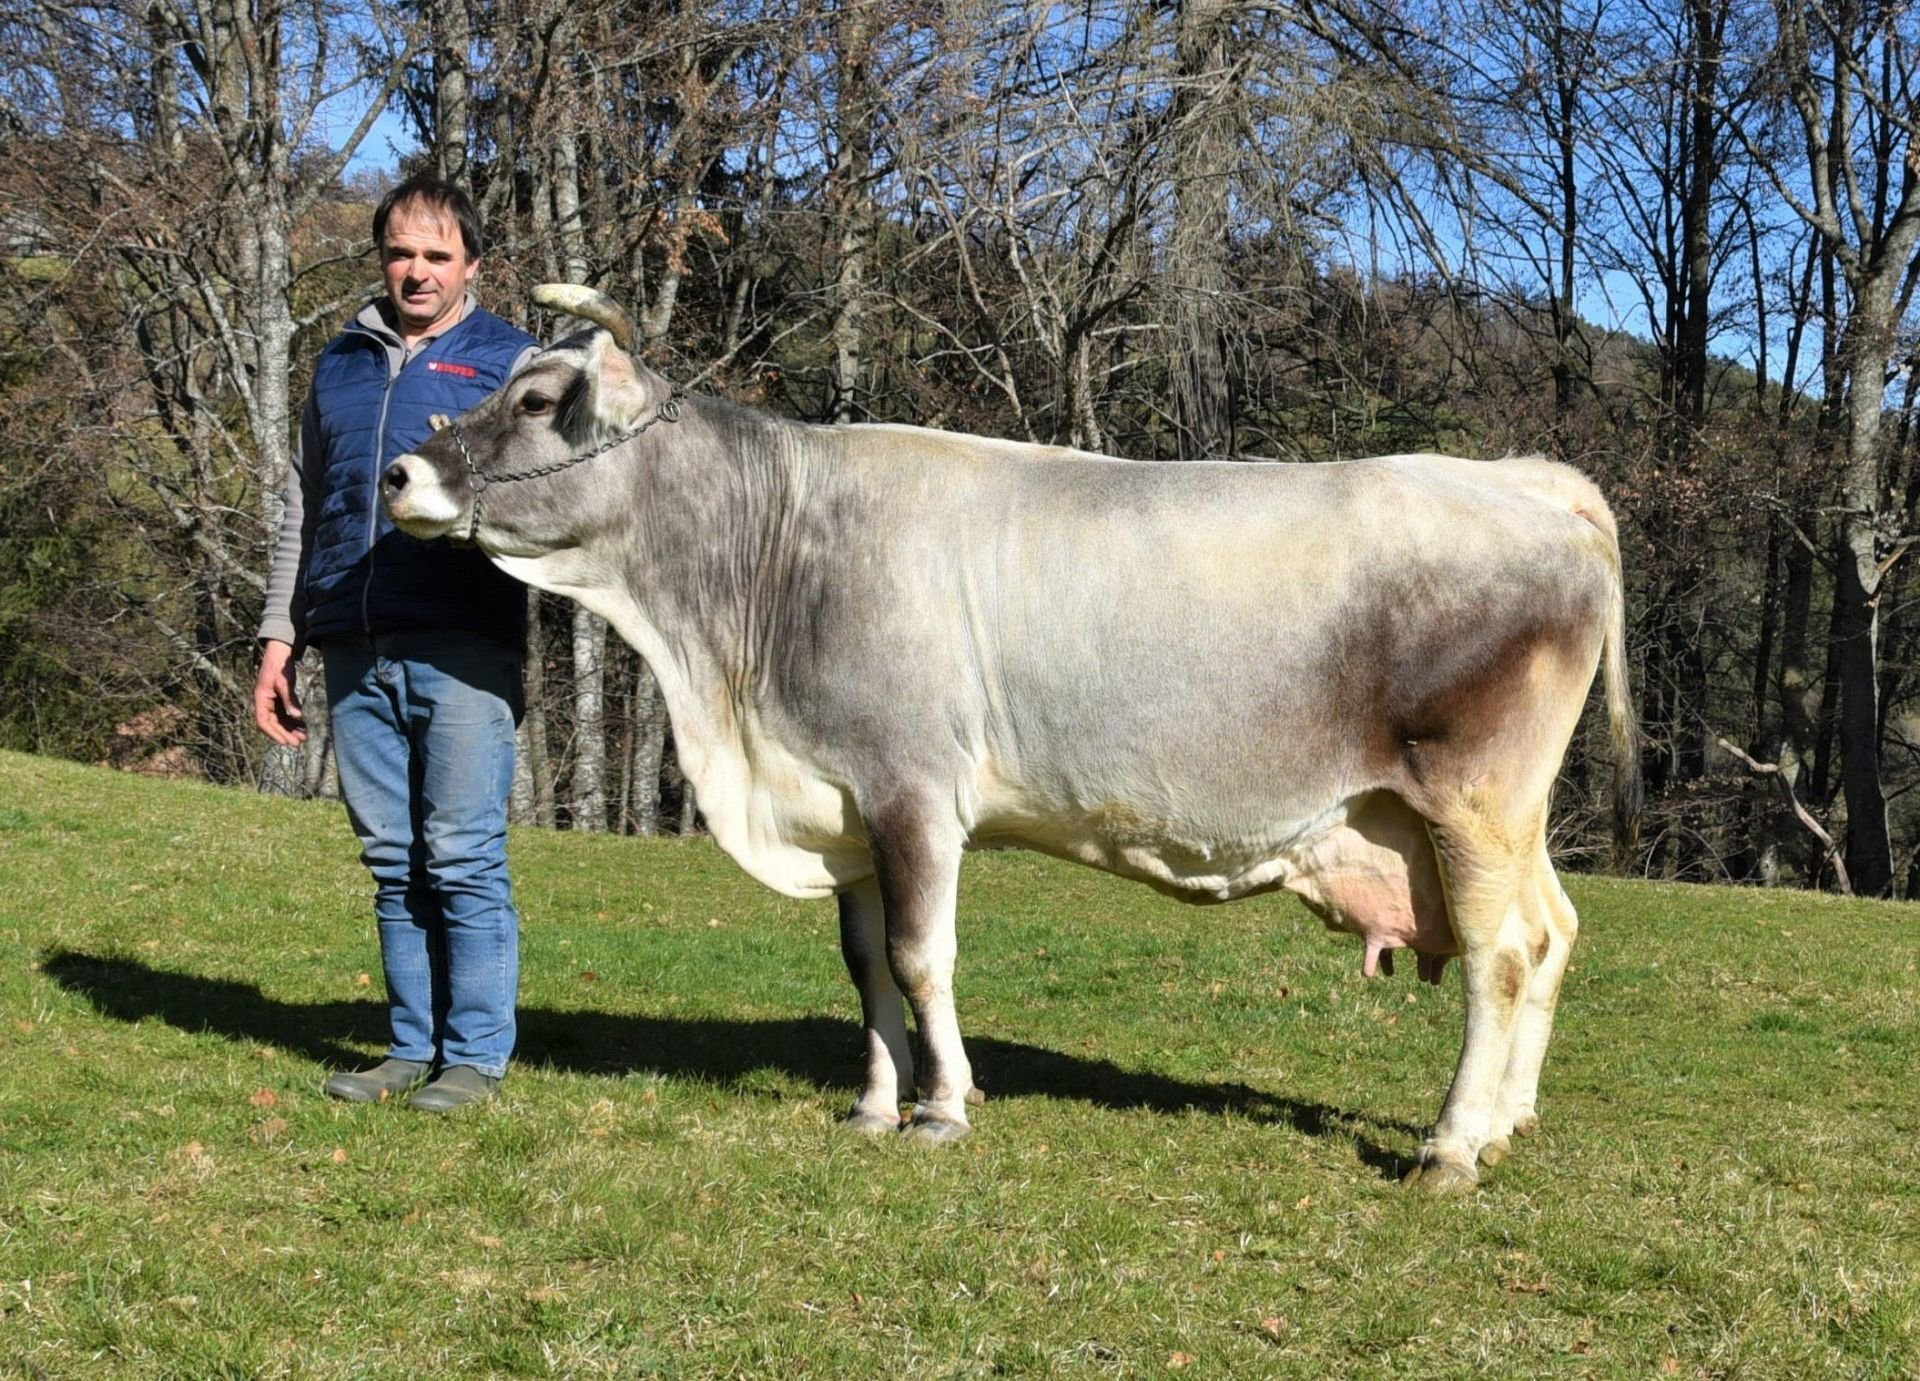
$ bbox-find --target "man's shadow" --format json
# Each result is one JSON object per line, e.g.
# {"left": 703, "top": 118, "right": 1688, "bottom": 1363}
{"left": 39, "top": 949, "right": 1415, "bottom": 1176}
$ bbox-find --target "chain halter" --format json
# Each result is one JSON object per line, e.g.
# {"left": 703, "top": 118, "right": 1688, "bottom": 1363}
{"left": 443, "top": 385, "right": 684, "bottom": 543}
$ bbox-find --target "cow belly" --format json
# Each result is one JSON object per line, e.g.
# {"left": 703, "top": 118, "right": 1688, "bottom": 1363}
{"left": 978, "top": 788, "right": 1453, "bottom": 976}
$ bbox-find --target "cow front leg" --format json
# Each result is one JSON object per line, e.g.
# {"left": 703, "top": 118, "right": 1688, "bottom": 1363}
{"left": 866, "top": 800, "right": 974, "bottom": 1144}
{"left": 837, "top": 877, "right": 914, "bottom": 1133}
{"left": 1406, "top": 832, "right": 1531, "bottom": 1195}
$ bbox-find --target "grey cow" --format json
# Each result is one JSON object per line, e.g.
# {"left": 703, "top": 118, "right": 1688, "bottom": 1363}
{"left": 383, "top": 284, "right": 1638, "bottom": 1194}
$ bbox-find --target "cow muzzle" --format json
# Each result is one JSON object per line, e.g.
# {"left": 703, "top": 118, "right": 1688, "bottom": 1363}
{"left": 381, "top": 455, "right": 465, "bottom": 539}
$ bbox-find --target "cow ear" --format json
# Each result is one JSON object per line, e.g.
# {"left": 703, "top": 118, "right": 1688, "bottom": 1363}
{"left": 573, "top": 330, "right": 658, "bottom": 437}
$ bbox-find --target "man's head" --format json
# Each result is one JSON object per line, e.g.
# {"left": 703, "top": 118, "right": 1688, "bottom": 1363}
{"left": 373, "top": 175, "right": 484, "bottom": 343}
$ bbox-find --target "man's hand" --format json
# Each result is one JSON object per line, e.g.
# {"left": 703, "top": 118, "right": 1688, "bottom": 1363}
{"left": 253, "top": 639, "right": 307, "bottom": 746}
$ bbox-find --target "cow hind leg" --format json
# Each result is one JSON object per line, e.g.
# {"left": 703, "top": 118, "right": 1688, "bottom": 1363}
{"left": 1485, "top": 844, "right": 1580, "bottom": 1154}
{"left": 1404, "top": 817, "right": 1542, "bottom": 1195}
{"left": 864, "top": 796, "right": 976, "bottom": 1144}
{"left": 837, "top": 877, "right": 914, "bottom": 1134}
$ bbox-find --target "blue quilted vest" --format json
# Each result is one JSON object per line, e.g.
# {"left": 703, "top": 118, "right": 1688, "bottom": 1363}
{"left": 302, "top": 305, "right": 536, "bottom": 646}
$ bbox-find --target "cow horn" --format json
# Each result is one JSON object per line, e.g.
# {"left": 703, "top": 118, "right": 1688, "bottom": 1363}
{"left": 532, "top": 283, "right": 635, "bottom": 352}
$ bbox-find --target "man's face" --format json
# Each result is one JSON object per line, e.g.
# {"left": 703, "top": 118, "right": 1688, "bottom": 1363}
{"left": 381, "top": 203, "right": 479, "bottom": 341}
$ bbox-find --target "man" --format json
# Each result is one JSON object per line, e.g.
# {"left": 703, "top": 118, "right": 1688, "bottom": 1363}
{"left": 253, "top": 175, "right": 540, "bottom": 1112}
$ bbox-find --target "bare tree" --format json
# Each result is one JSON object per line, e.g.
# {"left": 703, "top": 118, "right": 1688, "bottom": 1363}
{"left": 1726, "top": 0, "right": 1920, "bottom": 893}
{"left": 1, "top": 0, "right": 417, "bottom": 787}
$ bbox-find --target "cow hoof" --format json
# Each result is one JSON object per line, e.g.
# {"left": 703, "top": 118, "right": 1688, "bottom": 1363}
{"left": 1512, "top": 1114, "right": 1540, "bottom": 1138}
{"left": 1477, "top": 1137, "right": 1512, "bottom": 1168}
{"left": 840, "top": 1108, "right": 903, "bottom": 1136}
{"left": 1403, "top": 1153, "right": 1478, "bottom": 1196}
{"left": 901, "top": 1112, "right": 972, "bottom": 1145}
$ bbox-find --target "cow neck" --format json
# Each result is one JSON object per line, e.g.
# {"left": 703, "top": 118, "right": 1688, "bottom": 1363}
{"left": 636, "top": 401, "right": 830, "bottom": 700}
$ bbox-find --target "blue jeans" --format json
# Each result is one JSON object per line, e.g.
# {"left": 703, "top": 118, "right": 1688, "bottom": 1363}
{"left": 323, "top": 631, "right": 523, "bottom": 1078}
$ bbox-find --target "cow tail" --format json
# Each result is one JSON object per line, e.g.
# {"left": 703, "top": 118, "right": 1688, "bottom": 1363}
{"left": 1602, "top": 549, "right": 1642, "bottom": 871}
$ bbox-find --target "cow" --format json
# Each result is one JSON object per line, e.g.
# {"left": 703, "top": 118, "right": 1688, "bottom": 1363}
{"left": 381, "top": 283, "right": 1639, "bottom": 1194}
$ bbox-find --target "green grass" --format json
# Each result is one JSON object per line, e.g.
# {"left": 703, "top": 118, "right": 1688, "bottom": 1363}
{"left": 0, "top": 749, "right": 1916, "bottom": 1378}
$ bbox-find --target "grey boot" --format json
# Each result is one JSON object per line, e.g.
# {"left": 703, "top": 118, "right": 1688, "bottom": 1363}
{"left": 324, "top": 1058, "right": 432, "bottom": 1103}
{"left": 408, "top": 1065, "right": 501, "bottom": 1114}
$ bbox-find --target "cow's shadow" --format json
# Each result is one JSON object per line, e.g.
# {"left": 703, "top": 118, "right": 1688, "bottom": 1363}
{"left": 38, "top": 949, "right": 1415, "bottom": 1177}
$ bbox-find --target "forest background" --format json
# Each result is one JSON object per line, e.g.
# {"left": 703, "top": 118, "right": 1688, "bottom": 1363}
{"left": 3, "top": 0, "right": 1919, "bottom": 896}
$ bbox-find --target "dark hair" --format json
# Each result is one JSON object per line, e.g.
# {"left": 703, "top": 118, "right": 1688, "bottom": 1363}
{"left": 372, "top": 175, "right": 484, "bottom": 259}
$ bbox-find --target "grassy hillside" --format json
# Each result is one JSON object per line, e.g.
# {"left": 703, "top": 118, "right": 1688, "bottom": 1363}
{"left": 0, "top": 750, "right": 1915, "bottom": 1377}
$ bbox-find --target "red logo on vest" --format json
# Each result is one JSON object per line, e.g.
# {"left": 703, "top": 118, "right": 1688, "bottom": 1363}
{"left": 427, "top": 360, "right": 479, "bottom": 379}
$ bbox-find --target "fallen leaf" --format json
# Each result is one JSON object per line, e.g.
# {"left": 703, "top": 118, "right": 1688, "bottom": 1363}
{"left": 249, "top": 1117, "right": 290, "bottom": 1144}
{"left": 1295, "top": 1195, "right": 1313, "bottom": 1210}
{"left": 330, "top": 1148, "right": 349, "bottom": 1165}
{"left": 1169, "top": 1352, "right": 1195, "bottom": 1369}
{"left": 1211, "top": 1249, "right": 1227, "bottom": 1263}
{"left": 354, "top": 973, "right": 372, "bottom": 988}
{"left": 581, "top": 970, "right": 599, "bottom": 982}
{"left": 249, "top": 1088, "right": 279, "bottom": 1109}
{"left": 469, "top": 1231, "right": 504, "bottom": 1250}
{"left": 1260, "top": 1316, "right": 1289, "bottom": 1338}
{"left": 1662, "top": 1361, "right": 1681, "bottom": 1375}
{"left": 252, "top": 1047, "right": 277, "bottom": 1060}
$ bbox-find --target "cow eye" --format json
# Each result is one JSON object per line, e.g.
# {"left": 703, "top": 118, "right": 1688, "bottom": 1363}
{"left": 519, "top": 393, "right": 554, "bottom": 416}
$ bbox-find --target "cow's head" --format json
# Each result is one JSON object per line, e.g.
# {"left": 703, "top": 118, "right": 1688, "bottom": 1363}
{"left": 382, "top": 284, "right": 678, "bottom": 558}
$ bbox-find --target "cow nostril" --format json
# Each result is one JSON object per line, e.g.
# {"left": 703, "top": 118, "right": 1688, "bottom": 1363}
{"left": 383, "top": 462, "right": 409, "bottom": 493}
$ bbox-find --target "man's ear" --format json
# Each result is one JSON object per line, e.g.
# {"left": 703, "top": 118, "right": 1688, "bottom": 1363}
{"left": 564, "top": 330, "right": 656, "bottom": 438}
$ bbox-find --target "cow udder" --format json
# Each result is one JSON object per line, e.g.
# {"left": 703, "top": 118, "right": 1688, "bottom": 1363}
{"left": 1284, "top": 792, "right": 1456, "bottom": 984}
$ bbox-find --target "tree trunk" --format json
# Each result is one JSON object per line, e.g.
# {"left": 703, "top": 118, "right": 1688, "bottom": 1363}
{"left": 1169, "top": 0, "right": 1236, "bottom": 460}
{"left": 434, "top": 0, "right": 472, "bottom": 183}
{"left": 1833, "top": 307, "right": 1900, "bottom": 895}
{"left": 629, "top": 661, "right": 667, "bottom": 835}
{"left": 571, "top": 606, "right": 608, "bottom": 831}
{"left": 517, "top": 589, "right": 557, "bottom": 828}
{"left": 826, "top": 0, "right": 875, "bottom": 424}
